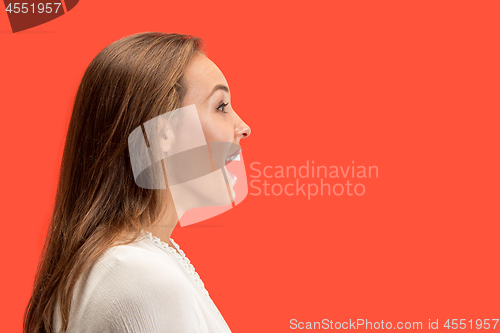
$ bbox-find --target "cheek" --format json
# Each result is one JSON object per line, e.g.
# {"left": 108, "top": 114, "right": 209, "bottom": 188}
{"left": 199, "top": 112, "right": 234, "bottom": 143}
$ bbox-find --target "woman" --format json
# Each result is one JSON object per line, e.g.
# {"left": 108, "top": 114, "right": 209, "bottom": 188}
{"left": 23, "top": 32, "right": 251, "bottom": 333}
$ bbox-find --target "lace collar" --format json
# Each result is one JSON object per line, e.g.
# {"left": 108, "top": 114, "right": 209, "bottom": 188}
{"left": 139, "top": 230, "right": 216, "bottom": 306}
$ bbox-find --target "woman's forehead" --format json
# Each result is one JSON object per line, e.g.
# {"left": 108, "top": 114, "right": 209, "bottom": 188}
{"left": 182, "top": 53, "right": 228, "bottom": 98}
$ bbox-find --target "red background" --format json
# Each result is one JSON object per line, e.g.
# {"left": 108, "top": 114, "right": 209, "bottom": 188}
{"left": 1, "top": 1, "right": 499, "bottom": 332}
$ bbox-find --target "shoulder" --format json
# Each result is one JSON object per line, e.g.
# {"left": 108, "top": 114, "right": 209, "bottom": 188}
{"left": 90, "top": 241, "right": 187, "bottom": 291}
{"left": 79, "top": 243, "right": 200, "bottom": 331}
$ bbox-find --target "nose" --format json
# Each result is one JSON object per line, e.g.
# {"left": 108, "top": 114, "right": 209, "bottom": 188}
{"left": 235, "top": 120, "right": 251, "bottom": 140}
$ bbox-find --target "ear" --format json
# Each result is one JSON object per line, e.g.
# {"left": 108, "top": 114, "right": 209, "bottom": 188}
{"left": 159, "top": 129, "right": 174, "bottom": 153}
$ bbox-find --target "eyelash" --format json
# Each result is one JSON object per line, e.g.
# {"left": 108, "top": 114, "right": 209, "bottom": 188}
{"left": 217, "top": 102, "right": 229, "bottom": 113}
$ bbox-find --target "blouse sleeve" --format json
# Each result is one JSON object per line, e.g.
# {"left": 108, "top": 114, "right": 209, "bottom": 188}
{"left": 79, "top": 246, "right": 204, "bottom": 333}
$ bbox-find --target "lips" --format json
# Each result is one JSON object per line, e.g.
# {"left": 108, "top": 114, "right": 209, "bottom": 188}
{"left": 224, "top": 148, "right": 241, "bottom": 165}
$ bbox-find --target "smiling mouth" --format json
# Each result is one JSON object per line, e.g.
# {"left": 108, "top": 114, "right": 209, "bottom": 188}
{"left": 224, "top": 149, "right": 241, "bottom": 165}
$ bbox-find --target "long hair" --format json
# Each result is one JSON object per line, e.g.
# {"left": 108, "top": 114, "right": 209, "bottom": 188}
{"left": 23, "top": 32, "right": 204, "bottom": 333}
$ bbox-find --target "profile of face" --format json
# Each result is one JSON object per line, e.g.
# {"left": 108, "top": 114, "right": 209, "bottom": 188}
{"left": 180, "top": 53, "right": 251, "bottom": 145}
{"left": 179, "top": 53, "right": 251, "bottom": 200}
{"left": 128, "top": 52, "right": 251, "bottom": 226}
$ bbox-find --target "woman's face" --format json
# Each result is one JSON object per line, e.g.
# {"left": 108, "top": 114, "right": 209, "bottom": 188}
{"left": 180, "top": 52, "right": 251, "bottom": 148}
{"left": 176, "top": 52, "right": 251, "bottom": 204}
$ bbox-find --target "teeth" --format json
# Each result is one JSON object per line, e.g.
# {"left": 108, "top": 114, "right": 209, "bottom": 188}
{"left": 225, "top": 153, "right": 240, "bottom": 162}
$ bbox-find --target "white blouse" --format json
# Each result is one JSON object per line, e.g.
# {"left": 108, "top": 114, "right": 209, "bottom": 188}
{"left": 52, "top": 231, "right": 232, "bottom": 332}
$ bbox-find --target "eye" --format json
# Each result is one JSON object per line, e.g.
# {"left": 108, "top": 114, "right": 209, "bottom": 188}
{"left": 217, "top": 102, "right": 229, "bottom": 113}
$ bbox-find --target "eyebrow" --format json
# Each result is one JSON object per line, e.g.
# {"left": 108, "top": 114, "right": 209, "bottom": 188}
{"left": 206, "top": 84, "right": 229, "bottom": 101}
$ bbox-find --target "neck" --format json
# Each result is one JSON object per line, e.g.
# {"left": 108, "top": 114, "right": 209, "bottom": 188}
{"left": 144, "top": 193, "right": 179, "bottom": 244}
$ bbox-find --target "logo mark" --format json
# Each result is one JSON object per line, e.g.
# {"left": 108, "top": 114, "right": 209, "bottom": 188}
{"left": 3, "top": 1, "right": 79, "bottom": 33}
